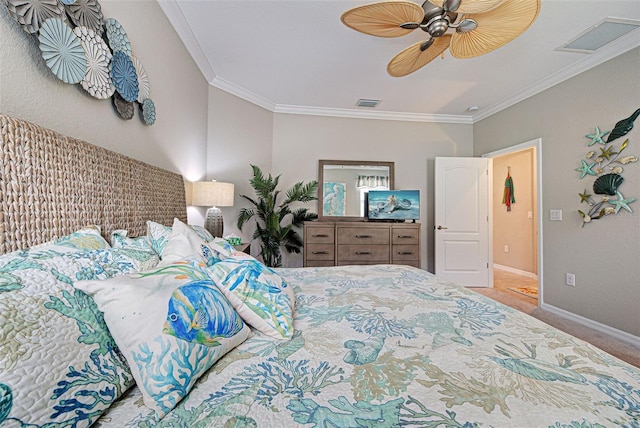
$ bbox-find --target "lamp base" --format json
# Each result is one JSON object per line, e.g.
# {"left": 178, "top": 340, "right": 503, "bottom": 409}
{"left": 204, "top": 206, "right": 224, "bottom": 238}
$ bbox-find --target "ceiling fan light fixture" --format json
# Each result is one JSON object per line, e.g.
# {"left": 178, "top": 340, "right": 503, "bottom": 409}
{"left": 455, "top": 19, "right": 477, "bottom": 33}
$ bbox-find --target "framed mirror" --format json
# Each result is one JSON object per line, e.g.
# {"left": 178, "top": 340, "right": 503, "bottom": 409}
{"left": 318, "top": 160, "right": 395, "bottom": 221}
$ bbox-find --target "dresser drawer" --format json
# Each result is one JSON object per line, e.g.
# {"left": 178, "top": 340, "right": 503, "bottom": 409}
{"left": 306, "top": 243, "right": 334, "bottom": 261}
{"left": 393, "top": 260, "right": 421, "bottom": 268}
{"left": 305, "top": 226, "right": 335, "bottom": 244}
{"left": 338, "top": 244, "right": 389, "bottom": 261}
{"left": 306, "top": 260, "right": 336, "bottom": 267}
{"left": 392, "top": 244, "right": 420, "bottom": 261}
{"left": 337, "top": 227, "right": 389, "bottom": 245}
{"left": 392, "top": 228, "right": 419, "bottom": 245}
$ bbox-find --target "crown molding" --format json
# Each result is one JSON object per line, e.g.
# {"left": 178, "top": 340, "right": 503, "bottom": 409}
{"left": 210, "top": 77, "right": 277, "bottom": 112}
{"left": 473, "top": 29, "right": 640, "bottom": 122}
{"left": 274, "top": 105, "right": 473, "bottom": 124}
{"left": 160, "top": 1, "right": 640, "bottom": 125}
{"left": 157, "top": 0, "right": 216, "bottom": 83}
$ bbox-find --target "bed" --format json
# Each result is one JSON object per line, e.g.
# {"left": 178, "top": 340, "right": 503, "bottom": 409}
{"left": 1, "top": 114, "right": 639, "bottom": 427}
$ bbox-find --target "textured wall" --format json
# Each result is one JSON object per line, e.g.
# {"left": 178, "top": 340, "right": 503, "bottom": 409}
{"left": 0, "top": 0, "right": 208, "bottom": 184}
{"left": 474, "top": 48, "right": 640, "bottom": 337}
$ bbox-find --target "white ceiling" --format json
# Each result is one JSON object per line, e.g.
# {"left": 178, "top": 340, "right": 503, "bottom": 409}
{"left": 159, "top": 0, "right": 640, "bottom": 124}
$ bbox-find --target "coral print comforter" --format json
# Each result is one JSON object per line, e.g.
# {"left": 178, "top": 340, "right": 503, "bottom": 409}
{"left": 95, "top": 265, "right": 640, "bottom": 427}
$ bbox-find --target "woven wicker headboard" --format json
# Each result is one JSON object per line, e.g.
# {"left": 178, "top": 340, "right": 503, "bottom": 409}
{"left": 0, "top": 114, "right": 187, "bottom": 254}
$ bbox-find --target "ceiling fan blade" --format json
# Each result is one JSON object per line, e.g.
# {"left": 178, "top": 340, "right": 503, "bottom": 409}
{"left": 449, "top": 0, "right": 540, "bottom": 59}
{"left": 452, "top": 0, "right": 505, "bottom": 14}
{"left": 387, "top": 35, "right": 452, "bottom": 77}
{"left": 341, "top": 1, "right": 425, "bottom": 38}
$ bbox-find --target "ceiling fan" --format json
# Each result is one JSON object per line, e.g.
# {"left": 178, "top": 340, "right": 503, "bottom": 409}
{"left": 341, "top": 0, "right": 541, "bottom": 77}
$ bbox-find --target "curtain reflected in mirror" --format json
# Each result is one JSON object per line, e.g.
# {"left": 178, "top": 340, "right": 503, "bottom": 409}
{"left": 318, "top": 160, "right": 394, "bottom": 221}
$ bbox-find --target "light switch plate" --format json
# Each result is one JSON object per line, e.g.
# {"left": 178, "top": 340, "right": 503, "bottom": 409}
{"left": 550, "top": 209, "right": 563, "bottom": 221}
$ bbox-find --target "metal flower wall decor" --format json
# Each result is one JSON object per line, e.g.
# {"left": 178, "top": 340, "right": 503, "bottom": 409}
{"left": 5, "top": 0, "right": 156, "bottom": 125}
{"left": 576, "top": 108, "right": 640, "bottom": 226}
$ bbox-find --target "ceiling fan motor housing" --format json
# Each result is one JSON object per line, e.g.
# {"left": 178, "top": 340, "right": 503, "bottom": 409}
{"left": 421, "top": 1, "right": 458, "bottom": 37}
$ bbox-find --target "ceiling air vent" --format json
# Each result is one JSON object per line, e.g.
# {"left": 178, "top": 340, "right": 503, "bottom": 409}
{"left": 556, "top": 17, "right": 640, "bottom": 54}
{"left": 356, "top": 99, "right": 381, "bottom": 108}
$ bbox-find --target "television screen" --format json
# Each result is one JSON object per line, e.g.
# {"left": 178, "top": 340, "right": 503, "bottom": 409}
{"left": 367, "top": 190, "right": 420, "bottom": 221}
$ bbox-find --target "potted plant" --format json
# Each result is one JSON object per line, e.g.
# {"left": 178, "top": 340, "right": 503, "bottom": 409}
{"left": 237, "top": 165, "right": 318, "bottom": 268}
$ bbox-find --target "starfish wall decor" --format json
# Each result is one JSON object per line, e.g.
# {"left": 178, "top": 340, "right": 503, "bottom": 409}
{"left": 577, "top": 109, "right": 639, "bottom": 227}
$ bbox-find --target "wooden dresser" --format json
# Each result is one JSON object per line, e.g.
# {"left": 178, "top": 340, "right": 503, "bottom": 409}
{"left": 303, "top": 221, "right": 421, "bottom": 268}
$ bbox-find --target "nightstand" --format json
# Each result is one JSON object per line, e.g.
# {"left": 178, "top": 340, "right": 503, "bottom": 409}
{"left": 234, "top": 242, "right": 251, "bottom": 254}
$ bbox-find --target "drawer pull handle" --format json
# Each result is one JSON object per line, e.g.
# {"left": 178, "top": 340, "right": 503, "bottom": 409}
{"left": 312, "top": 251, "right": 329, "bottom": 255}
{"left": 355, "top": 235, "right": 372, "bottom": 238}
{"left": 397, "top": 251, "right": 414, "bottom": 255}
{"left": 312, "top": 234, "right": 329, "bottom": 238}
{"left": 355, "top": 251, "right": 371, "bottom": 255}
{"left": 397, "top": 235, "right": 413, "bottom": 238}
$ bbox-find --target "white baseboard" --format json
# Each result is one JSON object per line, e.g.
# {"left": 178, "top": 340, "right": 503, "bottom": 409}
{"left": 493, "top": 264, "right": 538, "bottom": 279}
{"left": 540, "top": 302, "right": 640, "bottom": 348}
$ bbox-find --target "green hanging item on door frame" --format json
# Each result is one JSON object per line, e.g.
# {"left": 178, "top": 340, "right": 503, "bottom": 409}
{"left": 503, "top": 170, "right": 515, "bottom": 211}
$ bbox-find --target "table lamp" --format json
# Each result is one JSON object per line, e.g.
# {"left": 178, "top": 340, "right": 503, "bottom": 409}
{"left": 191, "top": 181, "right": 235, "bottom": 237}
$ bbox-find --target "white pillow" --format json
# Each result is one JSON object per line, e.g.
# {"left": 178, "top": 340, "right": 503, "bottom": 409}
{"left": 160, "top": 218, "right": 207, "bottom": 264}
{"left": 75, "top": 260, "right": 250, "bottom": 418}
{"left": 146, "top": 221, "right": 215, "bottom": 259}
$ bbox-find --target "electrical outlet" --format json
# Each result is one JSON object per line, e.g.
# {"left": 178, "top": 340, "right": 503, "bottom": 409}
{"left": 565, "top": 273, "right": 575, "bottom": 287}
{"left": 527, "top": 211, "right": 533, "bottom": 219}
{"left": 504, "top": 245, "right": 509, "bottom": 253}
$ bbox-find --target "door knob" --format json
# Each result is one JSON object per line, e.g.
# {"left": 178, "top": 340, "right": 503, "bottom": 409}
{"left": 436, "top": 225, "right": 448, "bottom": 230}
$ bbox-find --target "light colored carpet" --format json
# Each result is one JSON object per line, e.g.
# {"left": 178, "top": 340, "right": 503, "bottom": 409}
{"left": 470, "top": 269, "right": 640, "bottom": 368}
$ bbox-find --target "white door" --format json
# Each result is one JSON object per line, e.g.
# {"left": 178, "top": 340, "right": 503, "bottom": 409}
{"left": 435, "top": 157, "right": 490, "bottom": 287}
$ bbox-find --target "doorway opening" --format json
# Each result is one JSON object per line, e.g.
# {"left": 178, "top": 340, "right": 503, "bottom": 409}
{"left": 483, "top": 139, "right": 543, "bottom": 306}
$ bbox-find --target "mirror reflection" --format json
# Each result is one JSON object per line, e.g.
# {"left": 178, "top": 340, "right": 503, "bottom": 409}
{"left": 318, "top": 160, "right": 394, "bottom": 221}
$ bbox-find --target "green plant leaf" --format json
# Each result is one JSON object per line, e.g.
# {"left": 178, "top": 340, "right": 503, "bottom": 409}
{"left": 237, "top": 165, "right": 316, "bottom": 267}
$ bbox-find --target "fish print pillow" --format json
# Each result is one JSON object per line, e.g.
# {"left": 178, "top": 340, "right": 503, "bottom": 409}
{"left": 204, "top": 254, "right": 295, "bottom": 339}
{"left": 146, "top": 220, "right": 215, "bottom": 260}
{"left": 74, "top": 260, "right": 250, "bottom": 418}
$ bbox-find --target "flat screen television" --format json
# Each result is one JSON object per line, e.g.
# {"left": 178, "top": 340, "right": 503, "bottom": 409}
{"left": 366, "top": 190, "right": 420, "bottom": 222}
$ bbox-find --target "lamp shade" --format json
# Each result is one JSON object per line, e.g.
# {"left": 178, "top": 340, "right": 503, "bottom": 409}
{"left": 191, "top": 181, "right": 235, "bottom": 207}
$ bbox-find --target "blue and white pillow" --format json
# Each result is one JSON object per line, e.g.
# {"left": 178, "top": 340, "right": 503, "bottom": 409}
{"left": 110, "top": 230, "right": 159, "bottom": 271}
{"left": 201, "top": 237, "right": 237, "bottom": 266}
{"left": 75, "top": 260, "right": 250, "bottom": 418}
{"left": 203, "top": 253, "right": 295, "bottom": 339}
{"left": 0, "top": 229, "right": 149, "bottom": 426}
{"left": 29, "top": 225, "right": 110, "bottom": 254}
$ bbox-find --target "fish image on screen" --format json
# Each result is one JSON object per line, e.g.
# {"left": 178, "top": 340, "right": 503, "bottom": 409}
{"left": 367, "top": 190, "right": 420, "bottom": 221}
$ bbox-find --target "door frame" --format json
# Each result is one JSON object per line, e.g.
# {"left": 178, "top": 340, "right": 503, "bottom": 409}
{"left": 482, "top": 138, "right": 543, "bottom": 306}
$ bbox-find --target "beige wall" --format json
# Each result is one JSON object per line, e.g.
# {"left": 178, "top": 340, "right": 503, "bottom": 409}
{"left": 205, "top": 86, "right": 274, "bottom": 247}
{"left": 474, "top": 48, "right": 640, "bottom": 337}
{"left": 271, "top": 114, "right": 474, "bottom": 269}
{"left": 492, "top": 149, "right": 537, "bottom": 274}
{"left": 0, "top": 1, "right": 209, "bottom": 225}
{"left": 206, "top": 110, "right": 474, "bottom": 269}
